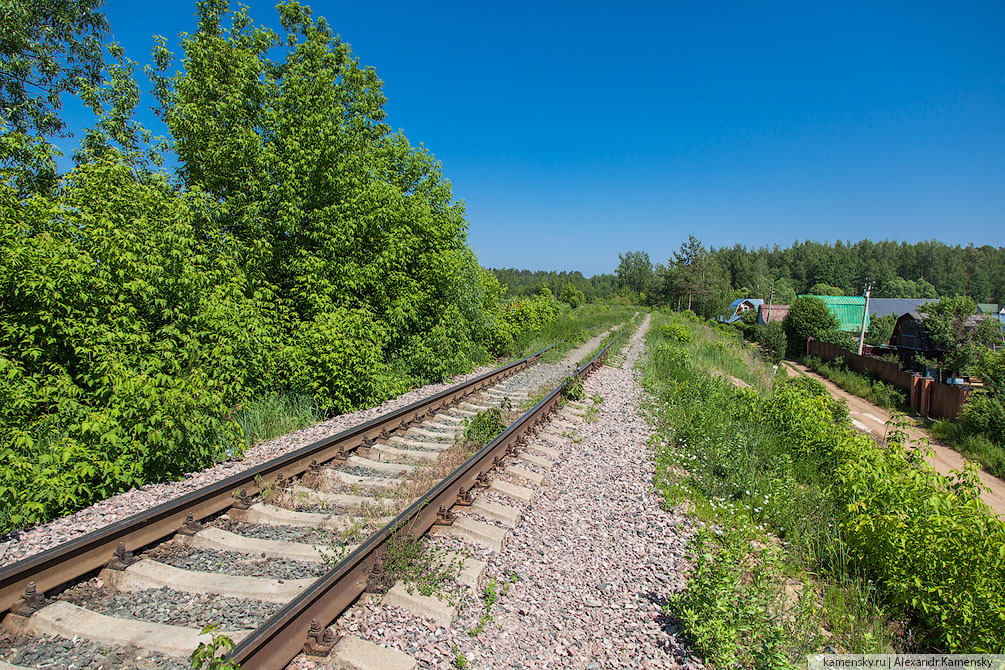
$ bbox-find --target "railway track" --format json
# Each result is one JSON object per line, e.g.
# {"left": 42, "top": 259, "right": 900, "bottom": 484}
{"left": 0, "top": 330, "right": 625, "bottom": 670}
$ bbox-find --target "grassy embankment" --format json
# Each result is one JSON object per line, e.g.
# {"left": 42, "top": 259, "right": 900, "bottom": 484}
{"left": 641, "top": 311, "right": 1005, "bottom": 667}
{"left": 236, "top": 304, "right": 634, "bottom": 452}
{"left": 504, "top": 303, "right": 637, "bottom": 364}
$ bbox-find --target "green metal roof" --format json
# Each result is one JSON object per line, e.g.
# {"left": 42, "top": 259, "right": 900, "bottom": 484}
{"left": 978, "top": 303, "right": 1000, "bottom": 314}
{"left": 797, "top": 295, "right": 868, "bottom": 332}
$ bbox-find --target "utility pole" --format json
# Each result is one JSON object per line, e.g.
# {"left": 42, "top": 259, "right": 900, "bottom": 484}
{"left": 767, "top": 284, "right": 774, "bottom": 324}
{"left": 857, "top": 280, "right": 873, "bottom": 355}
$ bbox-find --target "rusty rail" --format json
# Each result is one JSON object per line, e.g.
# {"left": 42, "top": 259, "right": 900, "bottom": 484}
{"left": 0, "top": 347, "right": 552, "bottom": 615}
{"left": 229, "top": 331, "right": 624, "bottom": 668}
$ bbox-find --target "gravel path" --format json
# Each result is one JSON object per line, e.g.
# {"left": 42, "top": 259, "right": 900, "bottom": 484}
{"left": 306, "top": 316, "right": 704, "bottom": 670}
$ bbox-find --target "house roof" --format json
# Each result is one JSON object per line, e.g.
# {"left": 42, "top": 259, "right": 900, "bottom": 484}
{"left": 724, "top": 298, "right": 764, "bottom": 323}
{"left": 727, "top": 298, "right": 764, "bottom": 311}
{"left": 978, "top": 303, "right": 1001, "bottom": 314}
{"left": 757, "top": 304, "right": 789, "bottom": 324}
{"left": 965, "top": 313, "right": 997, "bottom": 329}
{"left": 868, "top": 298, "right": 930, "bottom": 319}
{"left": 798, "top": 295, "right": 867, "bottom": 332}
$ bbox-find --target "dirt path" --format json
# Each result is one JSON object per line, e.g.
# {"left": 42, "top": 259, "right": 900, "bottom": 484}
{"left": 782, "top": 360, "right": 1005, "bottom": 518}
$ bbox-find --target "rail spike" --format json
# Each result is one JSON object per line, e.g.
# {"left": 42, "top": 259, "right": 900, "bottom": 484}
{"left": 365, "top": 560, "right": 385, "bottom": 594}
{"left": 107, "top": 542, "right": 139, "bottom": 571}
{"left": 304, "top": 618, "right": 340, "bottom": 656}
{"left": 473, "top": 471, "right": 492, "bottom": 488}
{"left": 231, "top": 488, "right": 254, "bottom": 510}
{"left": 11, "top": 581, "right": 48, "bottom": 617}
{"left": 455, "top": 487, "right": 475, "bottom": 506}
{"left": 434, "top": 505, "right": 456, "bottom": 526}
{"left": 177, "top": 513, "right": 204, "bottom": 536}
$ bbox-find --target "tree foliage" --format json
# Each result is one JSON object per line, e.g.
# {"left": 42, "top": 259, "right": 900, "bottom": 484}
{"left": 646, "top": 236, "right": 731, "bottom": 319}
{"left": 0, "top": 0, "right": 563, "bottom": 532}
{"left": 865, "top": 313, "right": 896, "bottom": 346}
{"left": 712, "top": 239, "right": 1004, "bottom": 303}
{"left": 0, "top": 0, "right": 108, "bottom": 137}
{"left": 0, "top": 0, "right": 109, "bottom": 195}
{"left": 919, "top": 296, "right": 1003, "bottom": 376}
{"left": 616, "top": 250, "right": 653, "bottom": 295}
{"left": 558, "top": 282, "right": 585, "bottom": 308}
{"left": 782, "top": 296, "right": 838, "bottom": 354}
{"left": 489, "top": 267, "right": 616, "bottom": 303}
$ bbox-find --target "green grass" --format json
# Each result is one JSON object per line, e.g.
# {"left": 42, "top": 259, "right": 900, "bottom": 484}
{"left": 641, "top": 312, "right": 906, "bottom": 665}
{"left": 802, "top": 356, "right": 908, "bottom": 412}
{"left": 929, "top": 420, "right": 1005, "bottom": 479}
{"left": 505, "top": 304, "right": 636, "bottom": 364}
{"left": 661, "top": 312, "right": 774, "bottom": 391}
{"left": 232, "top": 392, "right": 323, "bottom": 448}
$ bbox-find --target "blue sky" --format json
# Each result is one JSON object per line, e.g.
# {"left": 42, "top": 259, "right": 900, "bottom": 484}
{"left": 58, "top": 0, "right": 1005, "bottom": 275}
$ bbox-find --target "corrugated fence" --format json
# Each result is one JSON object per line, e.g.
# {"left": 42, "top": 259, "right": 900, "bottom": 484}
{"left": 805, "top": 338, "right": 968, "bottom": 420}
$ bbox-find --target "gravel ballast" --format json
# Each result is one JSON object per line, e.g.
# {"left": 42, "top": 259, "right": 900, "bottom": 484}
{"left": 60, "top": 582, "right": 282, "bottom": 631}
{"left": 295, "top": 316, "right": 704, "bottom": 669}
{"left": 144, "top": 543, "right": 326, "bottom": 581}
{"left": 0, "top": 632, "right": 188, "bottom": 670}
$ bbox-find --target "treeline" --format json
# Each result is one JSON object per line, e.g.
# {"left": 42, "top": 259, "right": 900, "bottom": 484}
{"left": 617, "top": 238, "right": 1005, "bottom": 320}
{"left": 0, "top": 1, "right": 553, "bottom": 531}
{"left": 489, "top": 268, "right": 618, "bottom": 303}
{"left": 715, "top": 239, "right": 1005, "bottom": 303}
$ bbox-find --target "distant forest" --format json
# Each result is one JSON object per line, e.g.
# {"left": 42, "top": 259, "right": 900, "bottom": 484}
{"left": 489, "top": 268, "right": 618, "bottom": 302}
{"left": 711, "top": 239, "right": 1005, "bottom": 304}
{"left": 491, "top": 239, "right": 1005, "bottom": 315}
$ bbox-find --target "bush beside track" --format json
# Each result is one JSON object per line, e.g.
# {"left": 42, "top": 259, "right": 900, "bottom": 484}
{"left": 642, "top": 311, "right": 1005, "bottom": 665}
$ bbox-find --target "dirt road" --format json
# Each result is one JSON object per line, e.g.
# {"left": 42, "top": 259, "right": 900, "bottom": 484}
{"left": 783, "top": 360, "right": 1005, "bottom": 518}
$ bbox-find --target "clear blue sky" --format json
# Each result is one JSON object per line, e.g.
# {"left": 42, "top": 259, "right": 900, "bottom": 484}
{"left": 59, "top": 0, "right": 1005, "bottom": 276}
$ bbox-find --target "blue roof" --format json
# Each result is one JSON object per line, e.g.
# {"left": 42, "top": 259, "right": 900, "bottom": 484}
{"left": 725, "top": 298, "right": 764, "bottom": 323}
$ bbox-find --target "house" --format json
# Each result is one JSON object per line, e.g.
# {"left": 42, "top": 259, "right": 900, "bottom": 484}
{"left": 891, "top": 310, "right": 999, "bottom": 374}
{"left": 977, "top": 303, "right": 1001, "bottom": 316}
{"left": 798, "top": 295, "right": 867, "bottom": 333}
{"left": 756, "top": 304, "right": 789, "bottom": 325}
{"left": 891, "top": 312, "right": 933, "bottom": 353}
{"left": 721, "top": 298, "right": 764, "bottom": 323}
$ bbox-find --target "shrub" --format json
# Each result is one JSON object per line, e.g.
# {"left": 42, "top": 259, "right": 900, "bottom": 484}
{"left": 463, "top": 408, "right": 508, "bottom": 445}
{"left": 783, "top": 297, "right": 838, "bottom": 355}
{"left": 834, "top": 434, "right": 1005, "bottom": 651}
{"left": 758, "top": 321, "right": 787, "bottom": 363}
{"left": 661, "top": 322, "right": 693, "bottom": 343}
{"left": 817, "top": 328, "right": 856, "bottom": 351}
{"left": 558, "top": 283, "right": 585, "bottom": 308}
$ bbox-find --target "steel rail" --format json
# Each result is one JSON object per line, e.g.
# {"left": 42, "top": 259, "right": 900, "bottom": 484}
{"left": 0, "top": 347, "right": 553, "bottom": 614}
{"left": 229, "top": 331, "right": 625, "bottom": 669}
